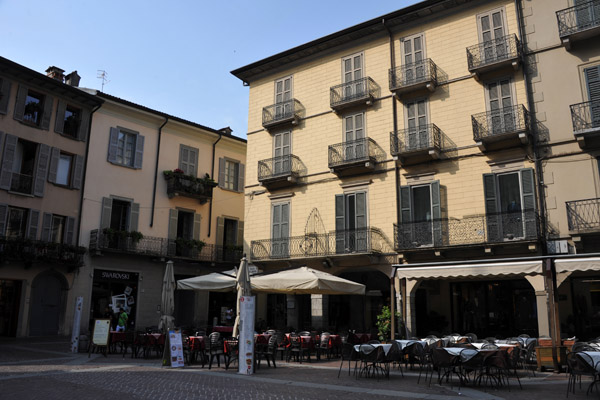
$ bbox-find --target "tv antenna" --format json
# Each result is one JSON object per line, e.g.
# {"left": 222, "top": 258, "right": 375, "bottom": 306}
{"left": 97, "top": 70, "right": 109, "bottom": 91}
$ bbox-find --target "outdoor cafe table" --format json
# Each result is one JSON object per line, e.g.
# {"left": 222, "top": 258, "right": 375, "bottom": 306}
{"left": 353, "top": 343, "right": 392, "bottom": 355}
{"left": 109, "top": 331, "right": 126, "bottom": 353}
{"left": 188, "top": 336, "right": 205, "bottom": 351}
{"left": 579, "top": 351, "right": 600, "bottom": 372}
{"left": 471, "top": 342, "right": 518, "bottom": 354}
{"left": 396, "top": 340, "right": 427, "bottom": 351}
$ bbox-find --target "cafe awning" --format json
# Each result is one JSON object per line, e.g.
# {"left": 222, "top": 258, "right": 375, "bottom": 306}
{"left": 176, "top": 268, "right": 237, "bottom": 292}
{"left": 555, "top": 257, "right": 600, "bottom": 273}
{"left": 395, "top": 260, "right": 543, "bottom": 280}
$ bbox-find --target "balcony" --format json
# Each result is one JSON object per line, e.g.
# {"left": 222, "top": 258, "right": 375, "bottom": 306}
{"left": 9, "top": 172, "right": 33, "bottom": 195}
{"left": 394, "top": 210, "right": 539, "bottom": 252}
{"left": 262, "top": 99, "right": 303, "bottom": 130}
{"left": 390, "top": 124, "right": 441, "bottom": 165}
{"left": 0, "top": 236, "right": 85, "bottom": 270}
{"left": 471, "top": 104, "right": 530, "bottom": 151}
{"left": 257, "top": 154, "right": 305, "bottom": 189}
{"left": 164, "top": 172, "right": 217, "bottom": 204}
{"left": 328, "top": 137, "right": 383, "bottom": 176}
{"left": 571, "top": 101, "right": 600, "bottom": 148}
{"left": 567, "top": 198, "right": 600, "bottom": 234}
{"left": 557, "top": 1, "right": 600, "bottom": 50}
{"left": 389, "top": 59, "right": 438, "bottom": 97}
{"left": 250, "top": 227, "right": 395, "bottom": 262}
{"left": 89, "top": 229, "right": 242, "bottom": 263}
{"left": 330, "top": 77, "right": 378, "bottom": 112}
{"left": 466, "top": 34, "right": 522, "bottom": 79}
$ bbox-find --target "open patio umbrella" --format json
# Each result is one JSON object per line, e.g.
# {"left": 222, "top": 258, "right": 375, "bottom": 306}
{"left": 176, "top": 268, "right": 237, "bottom": 292}
{"left": 158, "top": 260, "right": 176, "bottom": 332}
{"left": 232, "top": 257, "right": 251, "bottom": 337}
{"left": 251, "top": 266, "right": 365, "bottom": 295}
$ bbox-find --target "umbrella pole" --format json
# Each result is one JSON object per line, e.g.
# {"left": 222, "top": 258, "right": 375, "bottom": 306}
{"left": 390, "top": 279, "right": 395, "bottom": 340}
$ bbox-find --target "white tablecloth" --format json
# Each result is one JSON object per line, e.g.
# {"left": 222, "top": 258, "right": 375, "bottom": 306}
{"left": 395, "top": 340, "right": 426, "bottom": 350}
{"left": 580, "top": 351, "right": 600, "bottom": 372}
{"left": 353, "top": 343, "right": 392, "bottom": 355}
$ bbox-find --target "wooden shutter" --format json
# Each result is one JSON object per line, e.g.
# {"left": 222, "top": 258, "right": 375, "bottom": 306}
{"left": 47, "top": 147, "right": 60, "bottom": 184}
{"left": 40, "top": 95, "right": 53, "bottom": 130}
{"left": 71, "top": 155, "right": 84, "bottom": 189}
{"left": 168, "top": 209, "right": 178, "bottom": 240}
{"left": 26, "top": 209, "right": 40, "bottom": 240}
{"left": 0, "top": 134, "right": 17, "bottom": 190}
{"left": 77, "top": 109, "right": 90, "bottom": 142}
{"left": 33, "top": 144, "right": 51, "bottom": 197}
{"left": 54, "top": 100, "right": 66, "bottom": 134}
{"left": 479, "top": 9, "right": 505, "bottom": 43}
{"left": 237, "top": 220, "right": 244, "bottom": 247}
{"left": 179, "top": 145, "right": 188, "bottom": 173}
{"left": 193, "top": 213, "right": 202, "bottom": 241}
{"left": 483, "top": 173, "right": 501, "bottom": 242}
{"left": 399, "top": 185, "right": 413, "bottom": 246}
{"left": 0, "top": 204, "right": 7, "bottom": 235}
{"left": 585, "top": 66, "right": 600, "bottom": 128}
{"left": 13, "top": 85, "right": 28, "bottom": 122}
{"left": 520, "top": 168, "right": 537, "bottom": 238}
{"left": 218, "top": 158, "right": 225, "bottom": 188}
{"left": 355, "top": 191, "right": 367, "bottom": 252}
{"left": 431, "top": 181, "right": 443, "bottom": 246}
{"left": 133, "top": 135, "right": 144, "bottom": 169}
{"left": 107, "top": 127, "right": 119, "bottom": 163}
{"left": 237, "top": 163, "right": 245, "bottom": 193}
{"left": 190, "top": 148, "right": 198, "bottom": 177}
{"left": 335, "top": 194, "right": 345, "bottom": 253}
{"left": 41, "top": 213, "right": 53, "bottom": 242}
{"left": 129, "top": 202, "right": 140, "bottom": 231}
{"left": 0, "top": 78, "right": 11, "bottom": 115}
{"left": 65, "top": 217, "right": 76, "bottom": 245}
{"left": 216, "top": 216, "right": 225, "bottom": 246}
{"left": 100, "top": 197, "right": 113, "bottom": 229}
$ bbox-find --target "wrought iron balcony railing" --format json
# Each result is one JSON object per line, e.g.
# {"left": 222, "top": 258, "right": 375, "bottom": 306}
{"left": 258, "top": 154, "right": 304, "bottom": 183}
{"left": 0, "top": 235, "right": 85, "bottom": 269}
{"left": 390, "top": 124, "right": 441, "bottom": 157}
{"left": 394, "top": 210, "right": 539, "bottom": 251}
{"left": 330, "top": 77, "right": 377, "bottom": 110}
{"left": 471, "top": 104, "right": 529, "bottom": 142}
{"left": 10, "top": 172, "right": 33, "bottom": 195}
{"left": 570, "top": 101, "right": 600, "bottom": 135}
{"left": 250, "top": 227, "right": 395, "bottom": 261}
{"left": 566, "top": 198, "right": 600, "bottom": 233}
{"left": 89, "top": 229, "right": 242, "bottom": 263}
{"left": 328, "top": 138, "right": 382, "bottom": 170}
{"left": 262, "top": 99, "right": 303, "bottom": 129}
{"left": 466, "top": 34, "right": 522, "bottom": 72}
{"left": 164, "top": 173, "right": 217, "bottom": 203}
{"left": 389, "top": 59, "right": 438, "bottom": 93}
{"left": 557, "top": 0, "right": 600, "bottom": 38}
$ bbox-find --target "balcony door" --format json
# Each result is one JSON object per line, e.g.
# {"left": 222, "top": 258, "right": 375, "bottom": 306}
{"left": 274, "top": 76, "right": 292, "bottom": 120}
{"left": 575, "top": 0, "right": 600, "bottom": 31}
{"left": 478, "top": 9, "right": 506, "bottom": 62}
{"left": 342, "top": 53, "right": 364, "bottom": 100}
{"left": 404, "top": 99, "right": 429, "bottom": 151}
{"left": 273, "top": 131, "right": 291, "bottom": 176}
{"left": 585, "top": 65, "right": 600, "bottom": 128}
{"left": 271, "top": 202, "right": 289, "bottom": 258}
{"left": 402, "top": 33, "right": 425, "bottom": 84}
{"left": 486, "top": 78, "right": 514, "bottom": 134}
{"left": 335, "top": 191, "right": 367, "bottom": 253}
{"left": 399, "top": 181, "right": 442, "bottom": 248}
{"left": 344, "top": 113, "right": 365, "bottom": 161}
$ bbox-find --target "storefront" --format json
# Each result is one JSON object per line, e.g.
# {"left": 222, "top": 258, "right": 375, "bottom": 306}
{"left": 90, "top": 269, "right": 139, "bottom": 332}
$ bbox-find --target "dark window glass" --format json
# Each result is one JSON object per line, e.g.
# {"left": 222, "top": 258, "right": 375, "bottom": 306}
{"left": 63, "top": 106, "right": 80, "bottom": 137}
{"left": 6, "top": 208, "right": 27, "bottom": 238}
{"left": 110, "top": 200, "right": 130, "bottom": 231}
{"left": 23, "top": 91, "right": 43, "bottom": 125}
{"left": 51, "top": 215, "right": 66, "bottom": 243}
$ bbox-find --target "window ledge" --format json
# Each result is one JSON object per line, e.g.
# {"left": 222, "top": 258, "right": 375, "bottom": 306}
{"left": 7, "top": 190, "right": 35, "bottom": 197}
{"left": 108, "top": 161, "right": 140, "bottom": 170}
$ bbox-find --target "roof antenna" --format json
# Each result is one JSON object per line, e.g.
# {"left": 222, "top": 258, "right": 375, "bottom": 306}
{"left": 97, "top": 70, "right": 109, "bottom": 91}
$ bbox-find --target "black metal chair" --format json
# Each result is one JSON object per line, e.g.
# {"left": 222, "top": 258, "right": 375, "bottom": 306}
{"left": 338, "top": 342, "right": 357, "bottom": 378}
{"left": 288, "top": 333, "right": 310, "bottom": 363}
{"left": 207, "top": 332, "right": 224, "bottom": 369}
{"left": 317, "top": 332, "right": 331, "bottom": 360}
{"left": 255, "top": 336, "right": 277, "bottom": 369}
{"left": 566, "top": 352, "right": 600, "bottom": 397}
{"left": 357, "top": 344, "right": 385, "bottom": 380}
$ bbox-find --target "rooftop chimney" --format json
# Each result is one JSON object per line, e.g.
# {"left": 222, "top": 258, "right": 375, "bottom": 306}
{"left": 219, "top": 126, "right": 233, "bottom": 135}
{"left": 65, "top": 71, "right": 81, "bottom": 87}
{"left": 46, "top": 66, "right": 65, "bottom": 82}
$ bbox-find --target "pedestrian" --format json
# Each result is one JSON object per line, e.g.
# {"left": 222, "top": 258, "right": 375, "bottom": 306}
{"left": 116, "top": 307, "right": 128, "bottom": 332}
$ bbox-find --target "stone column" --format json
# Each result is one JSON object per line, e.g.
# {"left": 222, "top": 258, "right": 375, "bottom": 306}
{"left": 405, "top": 279, "right": 419, "bottom": 338}
{"left": 311, "top": 294, "right": 328, "bottom": 330}
{"left": 286, "top": 294, "right": 298, "bottom": 329}
{"left": 525, "top": 275, "right": 550, "bottom": 337}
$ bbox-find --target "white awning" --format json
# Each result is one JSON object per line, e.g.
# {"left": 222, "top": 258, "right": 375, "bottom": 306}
{"left": 555, "top": 257, "right": 600, "bottom": 273}
{"left": 395, "top": 260, "right": 543, "bottom": 280}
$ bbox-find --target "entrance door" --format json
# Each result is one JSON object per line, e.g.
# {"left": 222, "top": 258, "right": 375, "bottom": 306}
{"left": 335, "top": 192, "right": 367, "bottom": 253}
{"left": 0, "top": 280, "right": 22, "bottom": 337}
{"left": 29, "top": 274, "right": 63, "bottom": 336}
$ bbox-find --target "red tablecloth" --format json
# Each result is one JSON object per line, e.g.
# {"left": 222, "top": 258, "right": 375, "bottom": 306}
{"left": 188, "top": 336, "right": 205, "bottom": 351}
{"left": 212, "top": 326, "right": 233, "bottom": 334}
{"left": 255, "top": 334, "right": 271, "bottom": 344}
{"left": 329, "top": 335, "right": 342, "bottom": 348}
{"left": 110, "top": 331, "right": 126, "bottom": 344}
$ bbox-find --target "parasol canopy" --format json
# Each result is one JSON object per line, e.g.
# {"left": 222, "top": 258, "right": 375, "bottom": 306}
{"left": 158, "top": 260, "right": 176, "bottom": 332}
{"left": 251, "top": 266, "right": 365, "bottom": 295}
{"left": 176, "top": 268, "right": 237, "bottom": 292}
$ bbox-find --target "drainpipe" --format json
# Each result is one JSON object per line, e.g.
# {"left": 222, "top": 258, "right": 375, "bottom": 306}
{"left": 150, "top": 116, "right": 169, "bottom": 227}
{"left": 384, "top": 18, "right": 400, "bottom": 340}
{"left": 207, "top": 131, "right": 223, "bottom": 237}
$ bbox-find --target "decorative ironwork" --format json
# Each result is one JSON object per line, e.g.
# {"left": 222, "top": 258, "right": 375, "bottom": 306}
{"left": 390, "top": 124, "right": 441, "bottom": 156}
{"left": 566, "top": 198, "right": 600, "bottom": 232}
{"left": 466, "top": 34, "right": 521, "bottom": 71}
{"left": 10, "top": 173, "right": 33, "bottom": 194}
{"left": 250, "top": 227, "right": 395, "bottom": 261}
{"left": 394, "top": 210, "right": 539, "bottom": 250}
{"left": 471, "top": 104, "right": 529, "bottom": 141}
{"left": 257, "top": 154, "right": 304, "bottom": 182}
{"left": 0, "top": 236, "right": 85, "bottom": 269}
{"left": 328, "top": 138, "right": 383, "bottom": 169}
{"left": 262, "top": 99, "right": 303, "bottom": 129}
{"left": 557, "top": 1, "right": 600, "bottom": 38}
{"left": 164, "top": 173, "right": 217, "bottom": 203}
{"left": 330, "top": 77, "right": 377, "bottom": 110}
{"left": 389, "top": 59, "right": 438, "bottom": 92}
{"left": 570, "top": 101, "right": 600, "bottom": 134}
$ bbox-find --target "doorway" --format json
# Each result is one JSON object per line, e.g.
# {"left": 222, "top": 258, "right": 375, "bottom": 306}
{"left": 0, "top": 280, "right": 22, "bottom": 337}
{"left": 29, "top": 272, "right": 66, "bottom": 336}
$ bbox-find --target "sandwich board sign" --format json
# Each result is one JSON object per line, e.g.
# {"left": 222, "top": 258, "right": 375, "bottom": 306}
{"left": 88, "top": 319, "right": 110, "bottom": 357}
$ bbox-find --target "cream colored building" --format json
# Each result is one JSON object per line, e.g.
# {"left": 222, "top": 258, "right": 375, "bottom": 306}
{"left": 233, "top": 0, "right": 557, "bottom": 337}
{"left": 72, "top": 91, "right": 246, "bottom": 335}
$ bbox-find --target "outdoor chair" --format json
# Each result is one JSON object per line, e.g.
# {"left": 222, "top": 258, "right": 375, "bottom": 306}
{"left": 367, "top": 339, "right": 381, "bottom": 344}
{"left": 337, "top": 342, "right": 357, "bottom": 378}
{"left": 571, "top": 341, "right": 595, "bottom": 352}
{"left": 207, "top": 332, "right": 224, "bottom": 369}
{"left": 466, "top": 333, "right": 478, "bottom": 342}
{"left": 288, "top": 333, "right": 310, "bottom": 363}
{"left": 431, "top": 348, "right": 463, "bottom": 389}
{"left": 317, "top": 332, "right": 331, "bottom": 360}
{"left": 255, "top": 336, "right": 277, "bottom": 369}
{"left": 413, "top": 343, "right": 433, "bottom": 384}
{"left": 566, "top": 352, "right": 600, "bottom": 397}
{"left": 481, "top": 343, "right": 499, "bottom": 350}
{"left": 275, "top": 331, "right": 287, "bottom": 361}
{"left": 224, "top": 339, "right": 239, "bottom": 370}
{"left": 520, "top": 339, "right": 537, "bottom": 377}
{"left": 383, "top": 340, "right": 403, "bottom": 378}
{"left": 122, "top": 330, "right": 136, "bottom": 358}
{"left": 357, "top": 344, "right": 385, "bottom": 380}
{"left": 460, "top": 349, "right": 485, "bottom": 387}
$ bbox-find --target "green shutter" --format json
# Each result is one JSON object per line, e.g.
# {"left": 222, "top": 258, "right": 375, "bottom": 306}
{"left": 335, "top": 194, "right": 345, "bottom": 253}
{"left": 483, "top": 173, "right": 501, "bottom": 242}
{"left": 237, "top": 163, "right": 245, "bottom": 193}
{"left": 77, "top": 109, "right": 90, "bottom": 142}
{"left": 237, "top": 220, "right": 244, "bottom": 247}
{"left": 54, "top": 100, "right": 66, "bottom": 134}
{"left": 40, "top": 95, "right": 53, "bottom": 130}
{"left": 41, "top": 213, "right": 53, "bottom": 242}
{"left": 0, "top": 78, "right": 11, "bottom": 115}
{"left": 71, "top": 155, "right": 84, "bottom": 189}
{"left": 47, "top": 147, "right": 60, "bottom": 184}
{"left": 33, "top": 144, "right": 51, "bottom": 197}
{"left": 355, "top": 191, "right": 367, "bottom": 252}
{"left": 65, "top": 217, "right": 76, "bottom": 245}
{"left": 13, "top": 85, "right": 27, "bottom": 122}
{"left": 520, "top": 168, "right": 537, "bottom": 238}
{"left": 168, "top": 209, "right": 178, "bottom": 240}
{"left": 129, "top": 202, "right": 140, "bottom": 231}
{"left": 218, "top": 158, "right": 226, "bottom": 188}
{"left": 100, "top": 197, "right": 113, "bottom": 229}
{"left": 107, "top": 127, "right": 119, "bottom": 163}
{"left": 0, "top": 204, "right": 7, "bottom": 235}
{"left": 216, "top": 216, "right": 225, "bottom": 246}
{"left": 133, "top": 135, "right": 144, "bottom": 169}
{"left": 0, "top": 134, "right": 17, "bottom": 190}
{"left": 431, "top": 181, "right": 443, "bottom": 246}
{"left": 193, "top": 213, "right": 202, "bottom": 241}
{"left": 399, "top": 185, "right": 413, "bottom": 247}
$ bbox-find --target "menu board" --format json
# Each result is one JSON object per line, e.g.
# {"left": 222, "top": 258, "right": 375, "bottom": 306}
{"left": 168, "top": 329, "right": 185, "bottom": 368}
{"left": 92, "top": 319, "right": 111, "bottom": 346}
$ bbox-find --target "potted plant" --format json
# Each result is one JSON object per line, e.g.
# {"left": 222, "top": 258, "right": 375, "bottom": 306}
{"left": 376, "top": 305, "right": 400, "bottom": 342}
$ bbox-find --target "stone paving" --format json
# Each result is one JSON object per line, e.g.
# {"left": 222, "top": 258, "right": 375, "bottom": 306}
{"left": 0, "top": 337, "right": 596, "bottom": 400}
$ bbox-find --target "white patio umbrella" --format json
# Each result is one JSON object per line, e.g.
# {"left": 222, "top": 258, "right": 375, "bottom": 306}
{"left": 251, "top": 266, "right": 365, "bottom": 295}
{"left": 158, "top": 260, "right": 176, "bottom": 332}
{"left": 232, "top": 257, "right": 251, "bottom": 337}
{"left": 176, "top": 268, "right": 238, "bottom": 292}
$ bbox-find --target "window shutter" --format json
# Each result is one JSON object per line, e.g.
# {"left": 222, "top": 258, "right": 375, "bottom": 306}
{"left": 483, "top": 173, "right": 501, "bottom": 242}
{"left": 355, "top": 191, "right": 367, "bottom": 252}
{"left": 129, "top": 202, "right": 140, "bottom": 231}
{"left": 71, "top": 154, "right": 84, "bottom": 189}
{"left": 40, "top": 95, "right": 53, "bottom": 130}
{"left": 335, "top": 194, "right": 345, "bottom": 253}
{"left": 281, "top": 203, "right": 289, "bottom": 238}
{"left": 0, "top": 204, "right": 8, "bottom": 236}
{"left": 0, "top": 78, "right": 11, "bottom": 115}
{"left": 133, "top": 135, "right": 144, "bottom": 169}
{"left": 0, "top": 134, "right": 17, "bottom": 190}
{"left": 47, "top": 147, "right": 60, "bottom": 184}
{"left": 430, "top": 181, "right": 443, "bottom": 246}
{"left": 218, "top": 158, "right": 225, "bottom": 188}
{"left": 216, "top": 216, "right": 225, "bottom": 246}
{"left": 41, "top": 213, "right": 53, "bottom": 242}
{"left": 237, "top": 220, "right": 244, "bottom": 247}
{"left": 33, "top": 144, "right": 51, "bottom": 197}
{"left": 179, "top": 145, "right": 187, "bottom": 173}
{"left": 168, "top": 209, "right": 178, "bottom": 240}
{"left": 399, "top": 185, "right": 413, "bottom": 246}
{"left": 77, "top": 109, "right": 90, "bottom": 142}
{"left": 585, "top": 66, "right": 600, "bottom": 102}
{"left": 107, "top": 127, "right": 119, "bottom": 163}
{"left": 13, "top": 85, "right": 27, "bottom": 122}
{"left": 191, "top": 148, "right": 198, "bottom": 177}
{"left": 193, "top": 213, "right": 202, "bottom": 241}
{"left": 520, "top": 168, "right": 537, "bottom": 238}
{"left": 54, "top": 100, "right": 66, "bottom": 134}
{"left": 100, "top": 197, "right": 113, "bottom": 229}
{"left": 237, "top": 163, "right": 245, "bottom": 192}
{"left": 26, "top": 209, "right": 40, "bottom": 240}
{"left": 65, "top": 217, "right": 76, "bottom": 245}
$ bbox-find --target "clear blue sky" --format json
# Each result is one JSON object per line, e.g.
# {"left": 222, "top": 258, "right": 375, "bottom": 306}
{"left": 1, "top": 0, "right": 420, "bottom": 139}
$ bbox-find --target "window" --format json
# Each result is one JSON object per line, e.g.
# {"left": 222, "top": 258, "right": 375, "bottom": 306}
{"left": 56, "top": 154, "right": 72, "bottom": 186}
{"left": 216, "top": 216, "right": 242, "bottom": 262}
{"left": 107, "top": 127, "right": 144, "bottom": 169}
{"left": 23, "top": 91, "right": 43, "bottom": 125}
{"left": 477, "top": 8, "right": 507, "bottom": 62}
{"left": 343, "top": 113, "right": 365, "bottom": 161}
{"left": 271, "top": 202, "right": 289, "bottom": 257}
{"left": 168, "top": 208, "right": 201, "bottom": 257}
{"left": 100, "top": 197, "right": 140, "bottom": 232}
{"left": 40, "top": 213, "right": 74, "bottom": 244}
{"left": 0, "top": 134, "right": 50, "bottom": 197}
{"left": 399, "top": 181, "right": 443, "bottom": 247}
{"left": 404, "top": 99, "right": 429, "bottom": 151}
{"left": 335, "top": 191, "right": 367, "bottom": 253}
{"left": 342, "top": 53, "right": 364, "bottom": 100}
{"left": 54, "top": 100, "right": 89, "bottom": 141}
{"left": 0, "top": 206, "right": 39, "bottom": 240}
{"left": 486, "top": 78, "right": 515, "bottom": 133}
{"left": 50, "top": 215, "right": 65, "bottom": 243}
{"left": 402, "top": 33, "right": 426, "bottom": 83}
{"left": 273, "top": 131, "right": 291, "bottom": 175}
{"left": 274, "top": 76, "right": 292, "bottom": 119}
{"left": 47, "top": 148, "right": 83, "bottom": 189}
{"left": 179, "top": 145, "right": 199, "bottom": 177}
{"left": 584, "top": 65, "right": 600, "bottom": 128}
{"left": 218, "top": 158, "right": 244, "bottom": 192}
{"left": 13, "top": 85, "right": 53, "bottom": 130}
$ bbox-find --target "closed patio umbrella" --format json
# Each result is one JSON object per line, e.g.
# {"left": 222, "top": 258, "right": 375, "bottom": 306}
{"left": 251, "top": 266, "right": 365, "bottom": 295}
{"left": 159, "top": 260, "right": 176, "bottom": 332}
{"left": 232, "top": 257, "right": 251, "bottom": 337}
{"left": 176, "top": 268, "right": 237, "bottom": 292}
